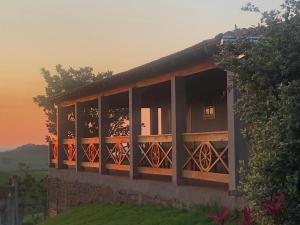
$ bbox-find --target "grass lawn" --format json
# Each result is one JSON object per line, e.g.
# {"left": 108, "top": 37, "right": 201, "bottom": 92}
{"left": 39, "top": 203, "right": 238, "bottom": 225}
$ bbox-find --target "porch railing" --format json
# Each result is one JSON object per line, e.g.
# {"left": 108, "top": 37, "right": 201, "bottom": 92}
{"left": 182, "top": 131, "right": 229, "bottom": 183}
{"left": 63, "top": 139, "right": 76, "bottom": 166}
{"left": 104, "top": 136, "right": 130, "bottom": 171}
{"left": 137, "top": 134, "right": 172, "bottom": 176}
{"left": 80, "top": 137, "right": 100, "bottom": 168}
{"left": 50, "top": 131, "right": 229, "bottom": 183}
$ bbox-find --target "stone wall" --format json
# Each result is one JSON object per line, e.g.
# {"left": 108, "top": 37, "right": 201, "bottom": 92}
{"left": 48, "top": 168, "right": 244, "bottom": 215}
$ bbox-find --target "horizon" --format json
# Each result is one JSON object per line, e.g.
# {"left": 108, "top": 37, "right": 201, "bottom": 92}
{"left": 0, "top": 147, "right": 15, "bottom": 152}
{"left": 0, "top": 143, "right": 48, "bottom": 152}
{"left": 0, "top": 0, "right": 283, "bottom": 148}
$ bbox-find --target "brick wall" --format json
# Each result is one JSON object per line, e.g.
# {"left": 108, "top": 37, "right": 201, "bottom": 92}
{"left": 48, "top": 177, "right": 182, "bottom": 214}
{"left": 48, "top": 168, "right": 243, "bottom": 215}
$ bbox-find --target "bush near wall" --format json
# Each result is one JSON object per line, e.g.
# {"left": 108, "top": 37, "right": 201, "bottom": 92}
{"left": 217, "top": 1, "right": 300, "bottom": 224}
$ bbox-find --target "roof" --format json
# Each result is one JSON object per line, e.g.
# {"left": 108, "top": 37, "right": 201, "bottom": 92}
{"left": 52, "top": 38, "right": 219, "bottom": 103}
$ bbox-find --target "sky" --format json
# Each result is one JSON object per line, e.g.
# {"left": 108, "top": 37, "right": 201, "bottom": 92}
{"left": 0, "top": 0, "right": 283, "bottom": 148}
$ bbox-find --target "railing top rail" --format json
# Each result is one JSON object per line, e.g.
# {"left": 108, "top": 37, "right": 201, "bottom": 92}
{"left": 81, "top": 137, "right": 99, "bottom": 144}
{"left": 138, "top": 134, "right": 172, "bottom": 143}
{"left": 182, "top": 131, "right": 228, "bottom": 142}
{"left": 62, "top": 132, "right": 227, "bottom": 144}
{"left": 62, "top": 138, "right": 75, "bottom": 144}
{"left": 104, "top": 136, "right": 129, "bottom": 143}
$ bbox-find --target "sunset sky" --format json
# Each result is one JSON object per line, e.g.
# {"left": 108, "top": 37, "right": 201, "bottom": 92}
{"left": 0, "top": 0, "right": 282, "bottom": 148}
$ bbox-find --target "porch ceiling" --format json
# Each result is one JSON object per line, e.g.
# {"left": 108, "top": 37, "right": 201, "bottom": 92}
{"left": 51, "top": 38, "right": 219, "bottom": 104}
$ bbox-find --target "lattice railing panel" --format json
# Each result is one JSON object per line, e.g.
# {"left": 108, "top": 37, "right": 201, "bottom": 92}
{"left": 138, "top": 135, "right": 172, "bottom": 169}
{"left": 81, "top": 138, "right": 100, "bottom": 163}
{"left": 183, "top": 141, "right": 228, "bottom": 174}
{"left": 104, "top": 136, "right": 130, "bottom": 166}
{"left": 182, "top": 132, "right": 229, "bottom": 175}
{"left": 63, "top": 139, "right": 76, "bottom": 162}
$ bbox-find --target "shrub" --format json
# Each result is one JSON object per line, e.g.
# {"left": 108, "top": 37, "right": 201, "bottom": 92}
{"left": 217, "top": 1, "right": 300, "bottom": 224}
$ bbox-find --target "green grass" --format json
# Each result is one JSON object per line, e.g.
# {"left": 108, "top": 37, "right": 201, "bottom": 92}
{"left": 23, "top": 213, "right": 46, "bottom": 225}
{"left": 39, "top": 203, "right": 237, "bottom": 225}
{"left": 0, "top": 170, "right": 47, "bottom": 185}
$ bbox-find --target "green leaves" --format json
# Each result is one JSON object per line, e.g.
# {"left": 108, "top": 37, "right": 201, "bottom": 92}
{"left": 33, "top": 66, "right": 113, "bottom": 137}
{"left": 217, "top": 1, "right": 300, "bottom": 224}
{"left": 17, "top": 172, "right": 48, "bottom": 224}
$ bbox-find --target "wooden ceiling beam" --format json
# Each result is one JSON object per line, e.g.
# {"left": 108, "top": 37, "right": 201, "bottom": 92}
{"left": 60, "top": 60, "right": 216, "bottom": 107}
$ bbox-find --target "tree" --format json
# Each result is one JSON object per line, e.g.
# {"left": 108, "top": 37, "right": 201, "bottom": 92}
{"left": 217, "top": 1, "right": 300, "bottom": 224}
{"left": 33, "top": 65, "right": 113, "bottom": 139}
{"left": 16, "top": 172, "right": 47, "bottom": 225}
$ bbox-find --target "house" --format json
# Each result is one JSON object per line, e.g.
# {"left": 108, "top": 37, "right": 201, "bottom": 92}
{"left": 48, "top": 38, "right": 247, "bottom": 214}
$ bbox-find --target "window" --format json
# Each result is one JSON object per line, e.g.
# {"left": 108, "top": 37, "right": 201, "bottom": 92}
{"left": 203, "top": 104, "right": 215, "bottom": 120}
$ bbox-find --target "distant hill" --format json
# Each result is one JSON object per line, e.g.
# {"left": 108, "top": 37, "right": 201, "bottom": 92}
{"left": 0, "top": 147, "right": 14, "bottom": 152}
{"left": 0, "top": 144, "right": 48, "bottom": 172}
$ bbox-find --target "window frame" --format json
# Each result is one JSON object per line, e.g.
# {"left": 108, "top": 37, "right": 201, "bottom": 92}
{"left": 202, "top": 103, "right": 216, "bottom": 120}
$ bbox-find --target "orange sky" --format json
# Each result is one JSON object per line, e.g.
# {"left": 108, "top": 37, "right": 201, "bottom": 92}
{"left": 0, "top": 0, "right": 282, "bottom": 148}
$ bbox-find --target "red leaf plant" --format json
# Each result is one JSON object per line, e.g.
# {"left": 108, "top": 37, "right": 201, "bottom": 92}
{"left": 208, "top": 207, "right": 229, "bottom": 225}
{"left": 262, "top": 192, "right": 285, "bottom": 224}
{"left": 240, "top": 207, "right": 254, "bottom": 225}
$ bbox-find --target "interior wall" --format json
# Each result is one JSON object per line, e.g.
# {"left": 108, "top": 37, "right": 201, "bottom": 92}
{"left": 189, "top": 98, "right": 227, "bottom": 132}
{"left": 139, "top": 69, "right": 228, "bottom": 135}
{"left": 141, "top": 81, "right": 171, "bottom": 135}
{"left": 187, "top": 68, "right": 228, "bottom": 133}
{"left": 141, "top": 108, "right": 150, "bottom": 135}
{"left": 69, "top": 69, "right": 228, "bottom": 138}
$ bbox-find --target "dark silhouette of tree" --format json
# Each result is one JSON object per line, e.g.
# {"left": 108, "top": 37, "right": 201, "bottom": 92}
{"left": 33, "top": 65, "right": 128, "bottom": 139}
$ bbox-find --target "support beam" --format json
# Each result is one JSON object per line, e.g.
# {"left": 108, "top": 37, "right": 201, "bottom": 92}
{"left": 98, "top": 96, "right": 109, "bottom": 174}
{"left": 171, "top": 76, "right": 186, "bottom": 185}
{"left": 75, "top": 102, "right": 84, "bottom": 172}
{"left": 56, "top": 105, "right": 65, "bottom": 169}
{"left": 227, "top": 71, "right": 238, "bottom": 193}
{"left": 150, "top": 106, "right": 158, "bottom": 135}
{"left": 60, "top": 60, "right": 216, "bottom": 107}
{"left": 186, "top": 104, "right": 192, "bottom": 133}
{"left": 161, "top": 104, "right": 171, "bottom": 134}
{"left": 129, "top": 88, "right": 141, "bottom": 179}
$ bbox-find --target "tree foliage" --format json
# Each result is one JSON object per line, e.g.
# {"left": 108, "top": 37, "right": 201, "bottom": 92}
{"left": 217, "top": 1, "right": 300, "bottom": 224}
{"left": 33, "top": 65, "right": 113, "bottom": 139}
{"left": 16, "top": 172, "right": 47, "bottom": 225}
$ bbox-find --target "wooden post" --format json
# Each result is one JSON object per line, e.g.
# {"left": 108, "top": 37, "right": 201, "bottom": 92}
{"left": 12, "top": 176, "right": 20, "bottom": 225}
{"left": 129, "top": 88, "right": 141, "bottom": 179}
{"left": 227, "top": 71, "right": 238, "bottom": 194}
{"left": 150, "top": 106, "right": 158, "bottom": 135}
{"left": 161, "top": 104, "right": 171, "bottom": 134}
{"left": 7, "top": 187, "right": 13, "bottom": 225}
{"left": 171, "top": 77, "right": 186, "bottom": 185}
{"left": 57, "top": 105, "right": 65, "bottom": 169}
{"left": 75, "top": 102, "right": 84, "bottom": 172}
{"left": 98, "top": 96, "right": 109, "bottom": 175}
